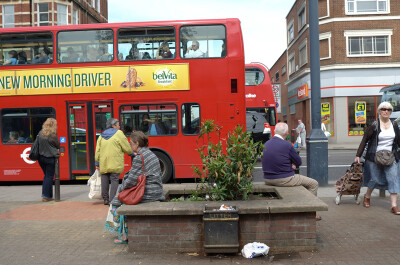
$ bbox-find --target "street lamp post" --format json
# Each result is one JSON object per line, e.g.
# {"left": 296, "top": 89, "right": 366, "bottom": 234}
{"left": 306, "top": 0, "right": 328, "bottom": 185}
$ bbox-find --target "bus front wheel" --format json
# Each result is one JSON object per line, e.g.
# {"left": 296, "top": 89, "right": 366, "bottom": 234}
{"left": 153, "top": 151, "right": 173, "bottom": 183}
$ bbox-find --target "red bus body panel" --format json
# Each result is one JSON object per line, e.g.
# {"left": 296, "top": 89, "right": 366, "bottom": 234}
{"left": 0, "top": 19, "right": 245, "bottom": 181}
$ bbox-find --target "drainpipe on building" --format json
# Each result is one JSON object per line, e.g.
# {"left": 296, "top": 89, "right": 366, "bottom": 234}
{"left": 306, "top": 0, "right": 328, "bottom": 186}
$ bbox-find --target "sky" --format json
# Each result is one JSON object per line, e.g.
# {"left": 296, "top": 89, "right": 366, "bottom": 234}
{"left": 108, "top": 0, "right": 295, "bottom": 69}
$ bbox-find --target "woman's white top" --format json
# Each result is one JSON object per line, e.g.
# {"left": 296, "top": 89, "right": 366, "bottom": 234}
{"left": 377, "top": 123, "right": 395, "bottom": 152}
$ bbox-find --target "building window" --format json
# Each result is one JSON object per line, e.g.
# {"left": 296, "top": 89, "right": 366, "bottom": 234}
{"left": 38, "top": 3, "right": 49, "bottom": 26}
{"left": 2, "top": 5, "right": 15, "bottom": 28}
{"left": 319, "top": 32, "right": 331, "bottom": 60}
{"left": 346, "top": 0, "right": 389, "bottom": 14}
{"left": 298, "top": 1, "right": 306, "bottom": 31}
{"left": 288, "top": 52, "right": 295, "bottom": 75}
{"left": 282, "top": 65, "right": 286, "bottom": 74}
{"left": 287, "top": 20, "right": 294, "bottom": 43}
{"left": 347, "top": 96, "right": 381, "bottom": 136}
{"left": 321, "top": 99, "right": 334, "bottom": 136}
{"left": 97, "top": 0, "right": 101, "bottom": 12}
{"left": 73, "top": 9, "right": 78, "bottom": 24}
{"left": 57, "top": 4, "right": 68, "bottom": 25}
{"left": 299, "top": 39, "right": 307, "bottom": 67}
{"left": 91, "top": 0, "right": 95, "bottom": 7}
{"left": 345, "top": 30, "right": 392, "bottom": 57}
{"left": 275, "top": 71, "right": 279, "bottom": 81}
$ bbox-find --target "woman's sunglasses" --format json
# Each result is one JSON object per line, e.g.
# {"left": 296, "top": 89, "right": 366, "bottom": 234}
{"left": 380, "top": 108, "right": 392, "bottom": 112}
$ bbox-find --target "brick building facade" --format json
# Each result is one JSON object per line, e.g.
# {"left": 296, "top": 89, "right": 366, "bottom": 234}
{"left": 271, "top": 0, "right": 400, "bottom": 144}
{"left": 0, "top": 0, "right": 108, "bottom": 27}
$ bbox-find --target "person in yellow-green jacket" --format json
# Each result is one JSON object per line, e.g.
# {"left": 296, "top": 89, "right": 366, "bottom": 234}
{"left": 95, "top": 118, "right": 132, "bottom": 205}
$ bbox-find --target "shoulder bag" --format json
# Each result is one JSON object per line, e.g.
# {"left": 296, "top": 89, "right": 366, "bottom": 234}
{"left": 29, "top": 135, "right": 40, "bottom": 161}
{"left": 118, "top": 153, "right": 146, "bottom": 205}
{"left": 374, "top": 121, "right": 395, "bottom": 167}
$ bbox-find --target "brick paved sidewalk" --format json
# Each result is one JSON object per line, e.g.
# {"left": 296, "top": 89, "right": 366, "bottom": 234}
{"left": 0, "top": 184, "right": 400, "bottom": 265}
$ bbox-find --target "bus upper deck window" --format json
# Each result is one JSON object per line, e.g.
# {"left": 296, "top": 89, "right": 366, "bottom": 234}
{"left": 117, "top": 27, "right": 176, "bottom": 61}
{"left": 57, "top": 29, "right": 114, "bottom": 63}
{"left": 180, "top": 25, "right": 226, "bottom": 59}
{"left": 0, "top": 32, "right": 53, "bottom": 66}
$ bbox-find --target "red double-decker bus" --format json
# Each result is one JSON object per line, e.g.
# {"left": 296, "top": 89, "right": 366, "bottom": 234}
{"left": 245, "top": 63, "right": 277, "bottom": 143}
{"left": 0, "top": 19, "right": 245, "bottom": 183}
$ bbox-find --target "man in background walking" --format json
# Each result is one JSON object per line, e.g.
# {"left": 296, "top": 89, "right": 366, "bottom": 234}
{"left": 296, "top": 119, "right": 306, "bottom": 148}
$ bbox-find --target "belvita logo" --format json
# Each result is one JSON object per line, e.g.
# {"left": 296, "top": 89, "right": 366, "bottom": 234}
{"left": 152, "top": 67, "right": 177, "bottom": 87}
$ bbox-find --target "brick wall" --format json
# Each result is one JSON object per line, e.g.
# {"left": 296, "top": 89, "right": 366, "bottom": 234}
{"left": 126, "top": 212, "right": 317, "bottom": 253}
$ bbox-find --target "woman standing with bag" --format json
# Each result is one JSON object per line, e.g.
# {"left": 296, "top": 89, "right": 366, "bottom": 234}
{"left": 37, "top": 118, "right": 60, "bottom": 202}
{"left": 355, "top": 102, "right": 400, "bottom": 215}
{"left": 105, "top": 131, "right": 164, "bottom": 244}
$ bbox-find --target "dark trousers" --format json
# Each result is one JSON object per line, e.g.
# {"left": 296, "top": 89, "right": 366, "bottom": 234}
{"left": 101, "top": 173, "right": 120, "bottom": 202}
{"left": 38, "top": 156, "right": 55, "bottom": 199}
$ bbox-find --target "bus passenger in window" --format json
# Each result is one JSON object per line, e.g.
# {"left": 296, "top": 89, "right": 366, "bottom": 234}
{"left": 142, "top": 52, "right": 151, "bottom": 60}
{"left": 98, "top": 45, "right": 112, "bottom": 61}
{"left": 156, "top": 42, "right": 172, "bottom": 59}
{"left": 7, "top": 131, "right": 19, "bottom": 143}
{"left": 3, "top": 50, "right": 18, "bottom": 65}
{"left": 84, "top": 46, "right": 99, "bottom": 62}
{"left": 125, "top": 43, "right": 139, "bottom": 61}
{"left": 221, "top": 42, "right": 227, "bottom": 57}
{"left": 33, "top": 48, "right": 50, "bottom": 64}
{"left": 140, "top": 114, "right": 151, "bottom": 133}
{"left": 17, "top": 51, "right": 28, "bottom": 64}
{"left": 62, "top": 47, "right": 80, "bottom": 63}
{"left": 185, "top": 41, "right": 204, "bottom": 58}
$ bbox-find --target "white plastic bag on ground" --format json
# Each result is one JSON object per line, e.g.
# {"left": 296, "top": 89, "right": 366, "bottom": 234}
{"left": 241, "top": 242, "right": 270, "bottom": 258}
{"left": 88, "top": 169, "right": 102, "bottom": 200}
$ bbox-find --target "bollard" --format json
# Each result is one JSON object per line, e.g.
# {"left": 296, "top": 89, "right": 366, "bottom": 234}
{"left": 54, "top": 154, "right": 60, "bottom": 201}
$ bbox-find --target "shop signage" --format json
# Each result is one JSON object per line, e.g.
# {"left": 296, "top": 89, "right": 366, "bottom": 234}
{"left": 355, "top": 101, "right": 367, "bottom": 124}
{"left": 297, "top": 84, "right": 308, "bottom": 100}
{"left": 321, "top": 102, "right": 330, "bottom": 123}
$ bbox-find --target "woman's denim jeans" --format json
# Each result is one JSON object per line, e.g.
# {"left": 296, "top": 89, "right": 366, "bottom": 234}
{"left": 38, "top": 156, "right": 55, "bottom": 199}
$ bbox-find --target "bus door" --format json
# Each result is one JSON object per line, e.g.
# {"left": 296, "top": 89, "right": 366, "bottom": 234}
{"left": 67, "top": 101, "right": 113, "bottom": 179}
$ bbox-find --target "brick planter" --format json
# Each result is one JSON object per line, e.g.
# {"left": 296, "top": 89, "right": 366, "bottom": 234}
{"left": 118, "top": 183, "right": 328, "bottom": 254}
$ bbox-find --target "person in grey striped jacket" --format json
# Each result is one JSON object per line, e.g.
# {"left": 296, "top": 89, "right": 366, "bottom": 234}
{"left": 107, "top": 131, "right": 164, "bottom": 244}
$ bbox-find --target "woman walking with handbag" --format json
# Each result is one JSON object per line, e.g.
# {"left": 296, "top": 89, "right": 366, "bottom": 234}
{"left": 37, "top": 118, "right": 60, "bottom": 202}
{"left": 105, "top": 131, "right": 164, "bottom": 244}
{"left": 355, "top": 102, "right": 400, "bottom": 215}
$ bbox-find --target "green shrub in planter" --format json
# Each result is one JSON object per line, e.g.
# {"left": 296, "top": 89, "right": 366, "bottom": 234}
{"left": 193, "top": 120, "right": 264, "bottom": 201}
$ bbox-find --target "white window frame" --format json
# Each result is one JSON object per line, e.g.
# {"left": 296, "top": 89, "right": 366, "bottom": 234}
{"left": 57, "top": 4, "right": 68, "bottom": 25}
{"left": 37, "top": 3, "right": 49, "bottom": 26}
{"left": 288, "top": 52, "right": 295, "bottom": 75}
{"left": 287, "top": 19, "right": 294, "bottom": 44}
{"left": 344, "top": 29, "right": 392, "bottom": 57}
{"left": 91, "top": 0, "right": 95, "bottom": 8}
{"left": 297, "top": 1, "right": 306, "bottom": 31}
{"left": 282, "top": 65, "right": 286, "bottom": 74}
{"left": 345, "top": 0, "right": 389, "bottom": 15}
{"left": 319, "top": 32, "right": 332, "bottom": 60}
{"left": 2, "top": 5, "right": 15, "bottom": 28}
{"left": 299, "top": 39, "right": 308, "bottom": 67}
{"left": 73, "top": 9, "right": 78, "bottom": 25}
{"left": 97, "top": 0, "right": 101, "bottom": 12}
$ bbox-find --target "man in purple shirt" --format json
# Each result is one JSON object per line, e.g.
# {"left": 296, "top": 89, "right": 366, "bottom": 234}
{"left": 262, "top": 122, "right": 319, "bottom": 199}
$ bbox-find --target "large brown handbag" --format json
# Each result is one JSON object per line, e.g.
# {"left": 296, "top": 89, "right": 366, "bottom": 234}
{"left": 118, "top": 153, "right": 146, "bottom": 205}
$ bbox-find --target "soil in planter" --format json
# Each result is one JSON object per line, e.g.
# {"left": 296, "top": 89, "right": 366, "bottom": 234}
{"left": 166, "top": 191, "right": 280, "bottom": 202}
